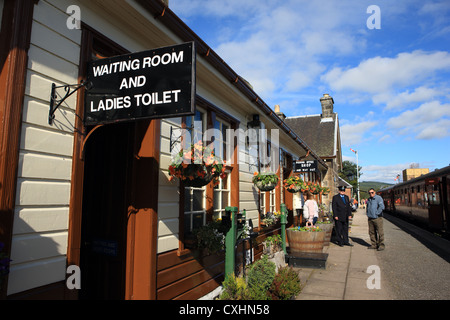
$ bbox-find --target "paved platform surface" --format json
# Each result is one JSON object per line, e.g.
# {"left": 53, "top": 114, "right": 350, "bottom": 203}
{"left": 294, "top": 208, "right": 393, "bottom": 300}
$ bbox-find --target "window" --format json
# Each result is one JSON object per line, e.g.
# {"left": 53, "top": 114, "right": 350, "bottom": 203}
{"left": 184, "top": 187, "right": 206, "bottom": 233}
{"left": 181, "top": 109, "right": 234, "bottom": 234}
{"left": 212, "top": 118, "right": 229, "bottom": 162}
{"left": 183, "top": 109, "right": 207, "bottom": 234}
{"left": 260, "top": 191, "right": 266, "bottom": 215}
{"left": 184, "top": 109, "right": 205, "bottom": 145}
{"left": 213, "top": 174, "right": 230, "bottom": 220}
{"left": 269, "top": 189, "right": 276, "bottom": 213}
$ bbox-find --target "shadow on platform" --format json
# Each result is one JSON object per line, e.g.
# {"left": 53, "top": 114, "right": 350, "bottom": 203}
{"left": 383, "top": 212, "right": 450, "bottom": 264}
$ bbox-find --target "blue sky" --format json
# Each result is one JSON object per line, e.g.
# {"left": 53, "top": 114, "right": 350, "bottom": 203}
{"left": 170, "top": 0, "right": 450, "bottom": 183}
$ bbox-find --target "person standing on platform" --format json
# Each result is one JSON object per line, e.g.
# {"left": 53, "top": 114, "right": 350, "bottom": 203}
{"left": 303, "top": 192, "right": 319, "bottom": 225}
{"left": 332, "top": 186, "right": 353, "bottom": 247}
{"left": 366, "top": 188, "right": 385, "bottom": 251}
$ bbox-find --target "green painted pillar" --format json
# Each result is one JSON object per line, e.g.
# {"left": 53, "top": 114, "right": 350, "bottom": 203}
{"left": 224, "top": 206, "right": 238, "bottom": 279}
{"left": 280, "top": 204, "right": 287, "bottom": 255}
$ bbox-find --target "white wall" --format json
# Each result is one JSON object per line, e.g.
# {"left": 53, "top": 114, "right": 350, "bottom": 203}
{"left": 8, "top": 0, "right": 81, "bottom": 295}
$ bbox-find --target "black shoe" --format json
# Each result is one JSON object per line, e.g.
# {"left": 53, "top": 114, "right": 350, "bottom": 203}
{"left": 344, "top": 243, "right": 354, "bottom": 246}
{"left": 338, "top": 243, "right": 344, "bottom": 247}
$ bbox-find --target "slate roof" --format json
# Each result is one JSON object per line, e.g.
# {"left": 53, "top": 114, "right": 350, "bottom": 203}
{"left": 284, "top": 114, "right": 338, "bottom": 158}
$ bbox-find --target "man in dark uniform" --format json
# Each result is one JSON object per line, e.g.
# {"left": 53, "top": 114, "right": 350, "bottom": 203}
{"left": 332, "top": 186, "right": 353, "bottom": 247}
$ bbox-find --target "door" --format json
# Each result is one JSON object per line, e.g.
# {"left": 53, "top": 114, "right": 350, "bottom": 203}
{"left": 79, "top": 122, "right": 134, "bottom": 299}
{"left": 426, "top": 181, "right": 444, "bottom": 229}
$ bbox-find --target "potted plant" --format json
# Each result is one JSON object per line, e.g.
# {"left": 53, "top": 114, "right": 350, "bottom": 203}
{"left": 263, "top": 234, "right": 282, "bottom": 258}
{"left": 283, "top": 175, "right": 304, "bottom": 193}
{"left": 192, "top": 220, "right": 226, "bottom": 256}
{"left": 168, "top": 141, "right": 227, "bottom": 187}
{"left": 261, "top": 211, "right": 281, "bottom": 228}
{"left": 316, "top": 220, "right": 333, "bottom": 246}
{"left": 286, "top": 223, "right": 325, "bottom": 253}
{"left": 307, "top": 181, "right": 321, "bottom": 194}
{"left": 321, "top": 186, "right": 330, "bottom": 195}
{"left": 253, "top": 172, "right": 278, "bottom": 191}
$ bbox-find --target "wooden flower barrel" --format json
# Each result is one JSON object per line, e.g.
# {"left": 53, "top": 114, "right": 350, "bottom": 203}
{"left": 317, "top": 223, "right": 333, "bottom": 246}
{"left": 287, "top": 229, "right": 325, "bottom": 253}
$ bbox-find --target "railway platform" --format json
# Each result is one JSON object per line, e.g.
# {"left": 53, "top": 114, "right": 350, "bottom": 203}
{"left": 294, "top": 208, "right": 393, "bottom": 300}
{"left": 294, "top": 207, "right": 450, "bottom": 300}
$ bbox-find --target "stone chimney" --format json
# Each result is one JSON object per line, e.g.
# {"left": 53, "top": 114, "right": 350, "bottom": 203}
{"left": 274, "top": 105, "right": 286, "bottom": 121}
{"left": 320, "top": 94, "right": 334, "bottom": 118}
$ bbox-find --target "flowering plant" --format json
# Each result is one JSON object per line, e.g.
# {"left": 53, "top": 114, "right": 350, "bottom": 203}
{"left": 294, "top": 225, "right": 323, "bottom": 232}
{"left": 192, "top": 220, "right": 226, "bottom": 255}
{"left": 168, "top": 141, "right": 227, "bottom": 187}
{"left": 304, "top": 181, "right": 321, "bottom": 194}
{"left": 318, "top": 203, "right": 331, "bottom": 220}
{"left": 252, "top": 172, "right": 278, "bottom": 191}
{"left": 321, "top": 186, "right": 330, "bottom": 195}
{"left": 283, "top": 175, "right": 304, "bottom": 193}
{"left": 261, "top": 211, "right": 281, "bottom": 227}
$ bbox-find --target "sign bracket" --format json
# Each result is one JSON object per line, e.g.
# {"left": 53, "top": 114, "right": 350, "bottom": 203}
{"left": 49, "top": 80, "right": 91, "bottom": 125}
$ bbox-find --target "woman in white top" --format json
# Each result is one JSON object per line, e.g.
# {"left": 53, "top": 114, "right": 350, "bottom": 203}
{"left": 303, "top": 192, "right": 319, "bottom": 225}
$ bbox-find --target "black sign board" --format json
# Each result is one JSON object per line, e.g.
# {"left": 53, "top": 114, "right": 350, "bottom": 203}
{"left": 84, "top": 42, "right": 196, "bottom": 125}
{"left": 294, "top": 160, "right": 318, "bottom": 173}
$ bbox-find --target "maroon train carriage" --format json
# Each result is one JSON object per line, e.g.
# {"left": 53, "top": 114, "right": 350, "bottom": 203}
{"left": 378, "top": 165, "right": 450, "bottom": 235}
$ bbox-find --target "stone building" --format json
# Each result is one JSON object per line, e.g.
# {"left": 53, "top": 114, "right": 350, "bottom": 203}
{"left": 284, "top": 94, "right": 343, "bottom": 210}
{"left": 403, "top": 168, "right": 429, "bottom": 182}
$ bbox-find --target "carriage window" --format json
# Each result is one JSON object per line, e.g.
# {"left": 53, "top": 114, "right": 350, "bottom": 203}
{"left": 427, "top": 185, "right": 440, "bottom": 205}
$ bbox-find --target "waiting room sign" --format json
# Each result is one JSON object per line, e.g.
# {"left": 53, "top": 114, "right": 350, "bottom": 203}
{"left": 84, "top": 42, "right": 196, "bottom": 125}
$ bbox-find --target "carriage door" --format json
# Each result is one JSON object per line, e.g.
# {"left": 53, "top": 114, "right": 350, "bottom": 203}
{"left": 79, "top": 122, "right": 134, "bottom": 299}
{"left": 425, "top": 178, "right": 444, "bottom": 229}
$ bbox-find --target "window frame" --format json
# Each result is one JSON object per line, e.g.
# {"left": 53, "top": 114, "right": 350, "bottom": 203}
{"left": 177, "top": 100, "right": 239, "bottom": 256}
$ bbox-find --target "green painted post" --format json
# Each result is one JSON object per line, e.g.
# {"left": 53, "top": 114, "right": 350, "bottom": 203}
{"left": 280, "top": 204, "right": 287, "bottom": 255}
{"left": 225, "top": 206, "right": 238, "bottom": 279}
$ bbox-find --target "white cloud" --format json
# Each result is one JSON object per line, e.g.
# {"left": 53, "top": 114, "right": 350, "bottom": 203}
{"left": 387, "top": 101, "right": 450, "bottom": 139}
{"left": 322, "top": 51, "right": 450, "bottom": 94}
{"left": 375, "top": 86, "right": 442, "bottom": 110}
{"left": 182, "top": 0, "right": 370, "bottom": 97}
{"left": 340, "top": 120, "right": 378, "bottom": 146}
{"left": 362, "top": 163, "right": 410, "bottom": 183}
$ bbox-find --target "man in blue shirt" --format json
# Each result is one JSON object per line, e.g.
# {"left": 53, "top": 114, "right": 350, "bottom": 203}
{"left": 366, "top": 188, "right": 385, "bottom": 251}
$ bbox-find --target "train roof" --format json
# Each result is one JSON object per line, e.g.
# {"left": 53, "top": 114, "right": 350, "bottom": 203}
{"left": 379, "top": 164, "right": 450, "bottom": 192}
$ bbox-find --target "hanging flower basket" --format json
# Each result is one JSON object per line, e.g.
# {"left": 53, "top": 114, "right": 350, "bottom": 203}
{"left": 283, "top": 175, "right": 304, "bottom": 193}
{"left": 168, "top": 141, "right": 227, "bottom": 188}
{"left": 299, "top": 181, "right": 325, "bottom": 194}
{"left": 252, "top": 172, "right": 278, "bottom": 191}
{"left": 180, "top": 164, "right": 214, "bottom": 187}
